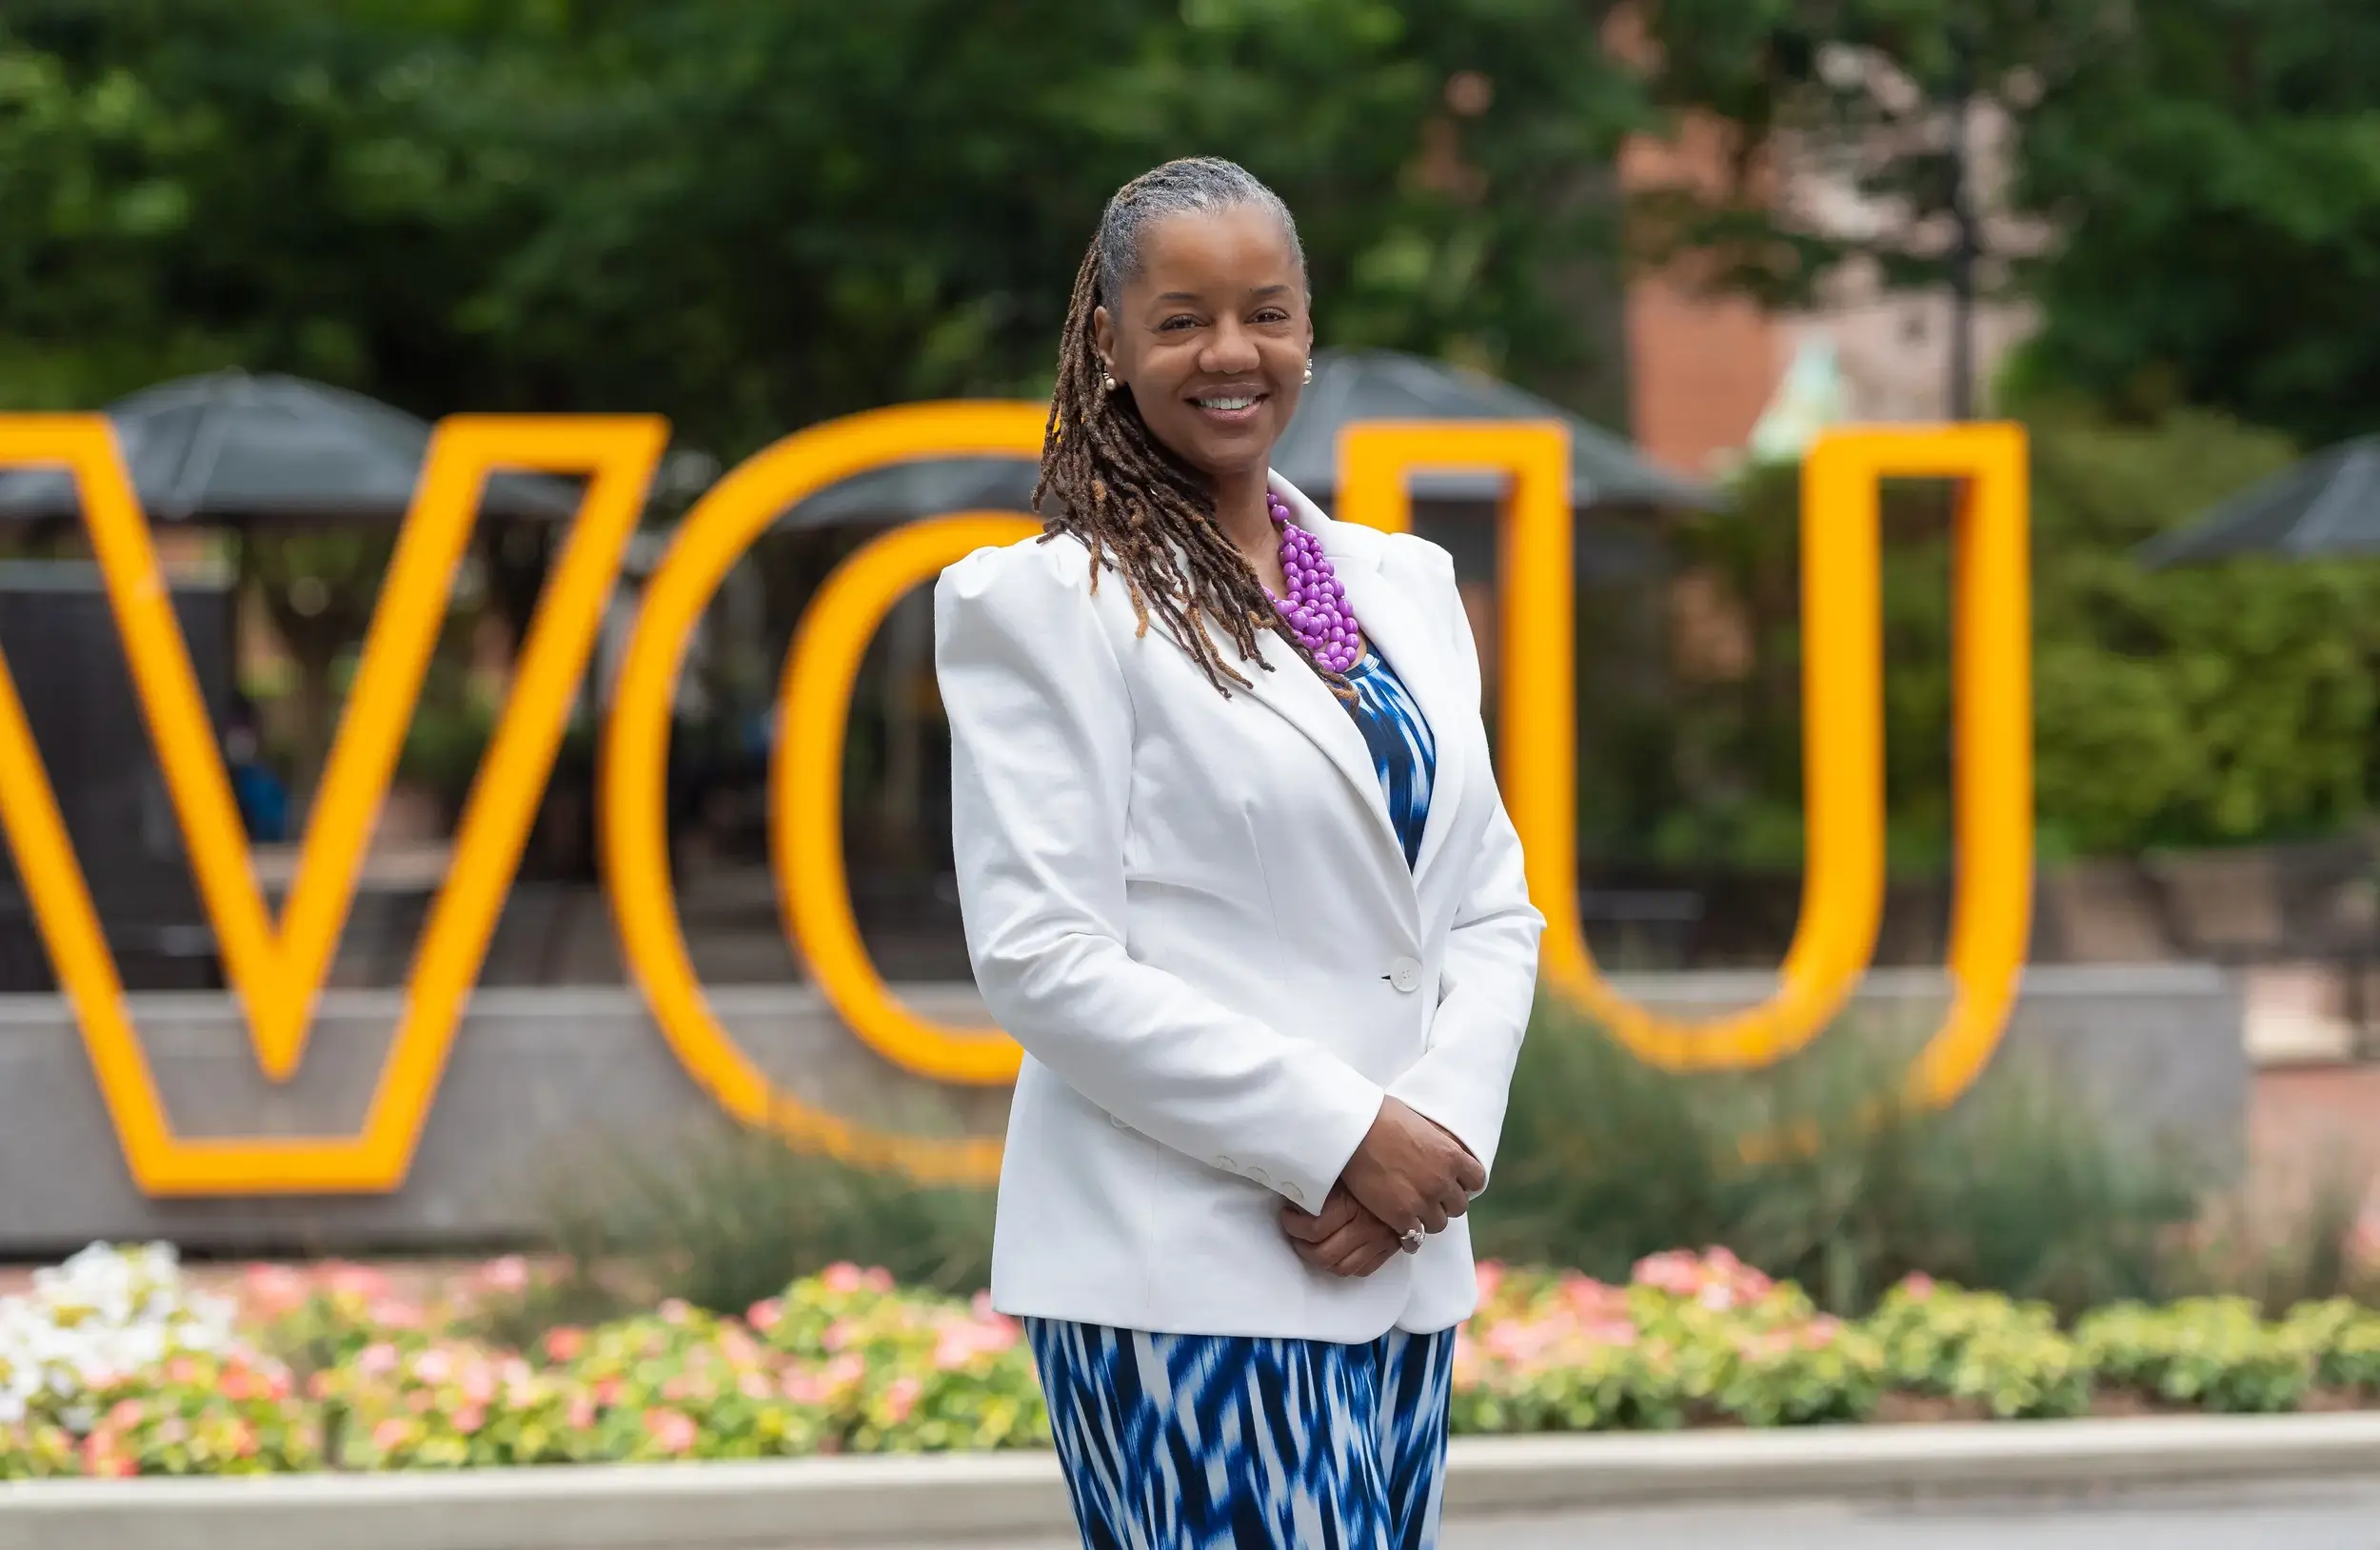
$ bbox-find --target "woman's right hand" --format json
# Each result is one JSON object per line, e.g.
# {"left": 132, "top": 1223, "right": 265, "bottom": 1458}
{"left": 1339, "top": 1097, "right": 1484, "bottom": 1242}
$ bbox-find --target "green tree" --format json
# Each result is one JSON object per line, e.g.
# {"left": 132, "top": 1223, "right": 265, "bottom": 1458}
{"left": 1636, "top": 0, "right": 2380, "bottom": 446}
{"left": 3, "top": 0, "right": 1657, "bottom": 455}
{"left": 2009, "top": 2, "right": 2380, "bottom": 444}
{"left": 1641, "top": 407, "right": 2380, "bottom": 869}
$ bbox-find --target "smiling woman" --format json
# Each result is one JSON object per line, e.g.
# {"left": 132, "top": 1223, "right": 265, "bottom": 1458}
{"left": 935, "top": 157, "right": 1545, "bottom": 1550}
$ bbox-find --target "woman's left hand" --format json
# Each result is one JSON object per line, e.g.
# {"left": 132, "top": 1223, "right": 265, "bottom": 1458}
{"left": 1279, "top": 1183, "right": 1405, "bottom": 1278}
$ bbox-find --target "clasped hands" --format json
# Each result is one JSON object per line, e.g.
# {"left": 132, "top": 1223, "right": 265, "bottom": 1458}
{"left": 1279, "top": 1097, "right": 1483, "bottom": 1279}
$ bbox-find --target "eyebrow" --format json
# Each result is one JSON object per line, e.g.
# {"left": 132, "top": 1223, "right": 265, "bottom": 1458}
{"left": 1154, "top": 284, "right": 1295, "bottom": 304}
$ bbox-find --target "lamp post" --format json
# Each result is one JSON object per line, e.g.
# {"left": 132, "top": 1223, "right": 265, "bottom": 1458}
{"left": 1945, "top": 26, "right": 1979, "bottom": 422}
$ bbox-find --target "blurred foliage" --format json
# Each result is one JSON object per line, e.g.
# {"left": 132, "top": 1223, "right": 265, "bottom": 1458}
{"left": 1621, "top": 405, "right": 2380, "bottom": 868}
{"left": 1475, "top": 1001, "right": 2205, "bottom": 1319}
{"left": 1637, "top": 0, "right": 2380, "bottom": 448}
{"left": 0, "top": 0, "right": 1654, "bottom": 456}
{"left": 537, "top": 1004, "right": 2378, "bottom": 1324}
{"left": 2008, "top": 2, "right": 2380, "bottom": 444}
{"left": 537, "top": 1116, "right": 1003, "bottom": 1316}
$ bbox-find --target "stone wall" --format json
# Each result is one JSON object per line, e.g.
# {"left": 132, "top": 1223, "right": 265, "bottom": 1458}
{"left": 0, "top": 965, "right": 2241, "bottom": 1256}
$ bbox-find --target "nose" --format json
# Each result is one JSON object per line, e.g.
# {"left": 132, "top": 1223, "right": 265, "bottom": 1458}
{"left": 1200, "top": 319, "right": 1260, "bottom": 376}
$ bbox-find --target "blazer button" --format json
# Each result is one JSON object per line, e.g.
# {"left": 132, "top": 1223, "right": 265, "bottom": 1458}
{"left": 1246, "top": 1165, "right": 1271, "bottom": 1187}
{"left": 1109, "top": 1114, "right": 1129, "bottom": 1129}
{"left": 1389, "top": 956, "right": 1423, "bottom": 993}
{"left": 1215, "top": 1156, "right": 1237, "bottom": 1173}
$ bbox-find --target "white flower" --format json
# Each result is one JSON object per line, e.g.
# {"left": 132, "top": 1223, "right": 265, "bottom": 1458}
{"left": 0, "top": 1242, "right": 245, "bottom": 1437}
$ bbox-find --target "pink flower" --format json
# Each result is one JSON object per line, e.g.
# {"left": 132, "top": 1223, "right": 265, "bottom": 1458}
{"left": 822, "top": 1263, "right": 864, "bottom": 1294}
{"left": 739, "top": 1371, "right": 771, "bottom": 1401}
{"left": 369, "top": 1300, "right": 426, "bottom": 1331}
{"left": 412, "top": 1349, "right": 453, "bottom": 1385}
{"left": 227, "top": 1420, "right": 258, "bottom": 1459}
{"left": 659, "top": 1299, "right": 694, "bottom": 1326}
{"left": 481, "top": 1256, "right": 531, "bottom": 1294}
{"left": 1474, "top": 1261, "right": 1507, "bottom": 1302}
{"left": 165, "top": 1356, "right": 198, "bottom": 1385}
{"left": 372, "top": 1418, "right": 413, "bottom": 1454}
{"left": 452, "top": 1403, "right": 487, "bottom": 1435}
{"left": 1558, "top": 1275, "right": 1625, "bottom": 1319}
{"left": 746, "top": 1300, "right": 783, "bottom": 1334}
{"left": 594, "top": 1378, "right": 625, "bottom": 1408}
{"left": 81, "top": 1435, "right": 133, "bottom": 1479}
{"left": 245, "top": 1263, "right": 311, "bottom": 1317}
{"left": 862, "top": 1267, "right": 895, "bottom": 1293}
{"left": 1632, "top": 1249, "right": 1699, "bottom": 1294}
{"left": 460, "top": 1364, "right": 498, "bottom": 1406}
{"left": 357, "top": 1342, "right": 401, "bottom": 1379}
{"left": 566, "top": 1395, "right": 597, "bottom": 1431}
{"left": 645, "top": 1408, "right": 699, "bottom": 1456}
{"left": 326, "top": 1263, "right": 391, "bottom": 1302}
{"left": 822, "top": 1320, "right": 854, "bottom": 1353}
{"left": 545, "top": 1327, "right": 586, "bottom": 1364}
{"left": 107, "top": 1400, "right": 145, "bottom": 1429}
{"left": 1900, "top": 1272, "right": 1937, "bottom": 1301}
{"left": 934, "top": 1330, "right": 977, "bottom": 1371}
{"left": 882, "top": 1376, "right": 922, "bottom": 1425}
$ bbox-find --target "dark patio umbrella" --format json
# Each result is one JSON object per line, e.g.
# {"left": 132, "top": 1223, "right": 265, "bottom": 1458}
{"left": 770, "top": 347, "right": 1711, "bottom": 530}
{"left": 1273, "top": 348, "right": 1714, "bottom": 510}
{"left": 2136, "top": 435, "right": 2380, "bottom": 567}
{"left": 0, "top": 369, "right": 585, "bottom": 526}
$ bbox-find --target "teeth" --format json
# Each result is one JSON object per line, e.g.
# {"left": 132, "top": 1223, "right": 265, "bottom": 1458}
{"left": 1197, "top": 396, "right": 1258, "bottom": 410}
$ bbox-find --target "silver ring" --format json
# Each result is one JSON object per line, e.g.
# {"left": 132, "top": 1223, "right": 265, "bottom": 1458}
{"left": 1399, "top": 1227, "right": 1426, "bottom": 1253}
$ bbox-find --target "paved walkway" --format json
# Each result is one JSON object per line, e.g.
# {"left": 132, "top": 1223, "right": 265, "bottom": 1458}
{"left": 908, "top": 1479, "right": 2380, "bottom": 1549}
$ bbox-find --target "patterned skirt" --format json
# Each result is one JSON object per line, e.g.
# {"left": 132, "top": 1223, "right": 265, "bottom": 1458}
{"left": 1023, "top": 1318, "right": 1458, "bottom": 1550}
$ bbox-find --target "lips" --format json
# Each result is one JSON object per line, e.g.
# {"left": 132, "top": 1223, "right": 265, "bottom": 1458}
{"left": 1189, "top": 388, "right": 1267, "bottom": 426}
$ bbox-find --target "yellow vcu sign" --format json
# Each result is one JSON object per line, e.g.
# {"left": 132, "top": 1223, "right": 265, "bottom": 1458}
{"left": 0, "top": 408, "right": 2031, "bottom": 1196}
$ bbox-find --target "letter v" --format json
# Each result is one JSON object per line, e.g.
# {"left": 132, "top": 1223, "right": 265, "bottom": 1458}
{"left": 0, "top": 414, "right": 664, "bottom": 1193}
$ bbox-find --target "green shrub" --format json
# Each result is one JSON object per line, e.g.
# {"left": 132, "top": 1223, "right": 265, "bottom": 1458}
{"left": 1868, "top": 1280, "right": 2092, "bottom": 1419}
{"left": 1470, "top": 1003, "right": 2201, "bottom": 1318}
{"left": 2283, "top": 1299, "right": 2380, "bottom": 1394}
{"left": 2076, "top": 1298, "right": 2318, "bottom": 1414}
{"left": 533, "top": 1120, "right": 998, "bottom": 1317}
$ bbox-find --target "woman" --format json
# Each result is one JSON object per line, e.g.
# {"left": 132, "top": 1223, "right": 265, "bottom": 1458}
{"left": 936, "top": 157, "right": 1543, "bottom": 1550}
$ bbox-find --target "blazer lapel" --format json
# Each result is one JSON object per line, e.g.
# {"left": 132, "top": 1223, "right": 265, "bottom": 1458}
{"left": 1227, "top": 590, "right": 1407, "bottom": 874}
{"left": 1274, "top": 473, "right": 1474, "bottom": 894}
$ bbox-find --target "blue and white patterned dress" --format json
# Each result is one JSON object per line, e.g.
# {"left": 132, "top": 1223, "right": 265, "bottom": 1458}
{"left": 1028, "top": 645, "right": 1447, "bottom": 1550}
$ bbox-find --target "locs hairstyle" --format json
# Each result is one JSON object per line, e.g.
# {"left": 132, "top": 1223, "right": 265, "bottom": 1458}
{"left": 1033, "top": 157, "right": 1340, "bottom": 698}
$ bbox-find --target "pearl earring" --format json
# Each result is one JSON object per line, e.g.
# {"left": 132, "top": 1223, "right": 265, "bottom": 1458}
{"left": 1102, "top": 372, "right": 1121, "bottom": 392}
{"left": 1302, "top": 361, "right": 1314, "bottom": 385}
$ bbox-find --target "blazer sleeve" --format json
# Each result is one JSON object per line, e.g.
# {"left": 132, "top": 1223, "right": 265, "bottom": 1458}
{"left": 936, "top": 540, "right": 1387, "bottom": 1213}
{"left": 1385, "top": 551, "right": 1546, "bottom": 1189}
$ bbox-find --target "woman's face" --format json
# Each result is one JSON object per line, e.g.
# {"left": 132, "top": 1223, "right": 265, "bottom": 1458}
{"left": 1093, "top": 205, "right": 1313, "bottom": 483}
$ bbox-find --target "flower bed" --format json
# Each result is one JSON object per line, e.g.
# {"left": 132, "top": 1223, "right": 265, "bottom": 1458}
{"left": 2, "top": 1243, "right": 2374, "bottom": 1478}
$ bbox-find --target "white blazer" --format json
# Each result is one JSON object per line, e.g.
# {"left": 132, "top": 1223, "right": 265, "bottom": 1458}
{"left": 934, "top": 471, "right": 1544, "bottom": 1341}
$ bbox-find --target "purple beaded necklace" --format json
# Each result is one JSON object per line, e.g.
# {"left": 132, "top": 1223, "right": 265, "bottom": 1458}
{"left": 1263, "top": 490, "right": 1362, "bottom": 675}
